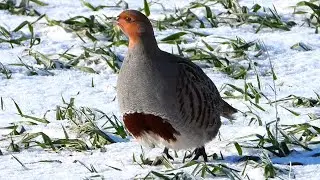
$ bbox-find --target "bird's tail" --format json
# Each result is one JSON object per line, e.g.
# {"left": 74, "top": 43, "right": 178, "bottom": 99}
{"left": 221, "top": 100, "right": 238, "bottom": 119}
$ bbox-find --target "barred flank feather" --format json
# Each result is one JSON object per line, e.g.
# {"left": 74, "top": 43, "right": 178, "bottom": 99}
{"left": 176, "top": 58, "right": 222, "bottom": 129}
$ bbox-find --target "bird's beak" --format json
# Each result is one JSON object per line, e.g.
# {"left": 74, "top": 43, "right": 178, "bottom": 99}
{"left": 116, "top": 16, "right": 122, "bottom": 25}
{"left": 112, "top": 16, "right": 119, "bottom": 26}
{"left": 114, "top": 16, "right": 124, "bottom": 31}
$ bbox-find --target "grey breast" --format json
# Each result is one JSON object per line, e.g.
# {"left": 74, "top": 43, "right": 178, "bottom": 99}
{"left": 117, "top": 48, "right": 180, "bottom": 123}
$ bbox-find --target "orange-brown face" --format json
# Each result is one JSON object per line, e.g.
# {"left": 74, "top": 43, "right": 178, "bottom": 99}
{"left": 116, "top": 10, "right": 153, "bottom": 48}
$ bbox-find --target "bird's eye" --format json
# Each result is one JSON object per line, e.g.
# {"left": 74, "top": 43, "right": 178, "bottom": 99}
{"left": 125, "top": 17, "right": 132, "bottom": 22}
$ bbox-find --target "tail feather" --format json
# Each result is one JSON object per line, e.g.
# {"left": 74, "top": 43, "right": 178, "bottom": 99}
{"left": 221, "top": 100, "right": 238, "bottom": 119}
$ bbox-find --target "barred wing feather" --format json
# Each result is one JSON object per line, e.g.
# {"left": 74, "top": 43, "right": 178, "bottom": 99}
{"left": 176, "top": 59, "right": 222, "bottom": 129}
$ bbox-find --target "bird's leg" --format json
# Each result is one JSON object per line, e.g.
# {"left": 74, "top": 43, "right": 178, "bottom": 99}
{"left": 192, "top": 146, "right": 208, "bottom": 162}
{"left": 153, "top": 147, "right": 174, "bottom": 166}
{"left": 188, "top": 146, "right": 208, "bottom": 162}
{"left": 163, "top": 147, "right": 174, "bottom": 160}
{"left": 184, "top": 150, "right": 195, "bottom": 159}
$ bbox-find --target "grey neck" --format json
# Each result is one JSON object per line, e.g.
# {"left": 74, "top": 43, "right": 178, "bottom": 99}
{"left": 128, "top": 36, "right": 159, "bottom": 57}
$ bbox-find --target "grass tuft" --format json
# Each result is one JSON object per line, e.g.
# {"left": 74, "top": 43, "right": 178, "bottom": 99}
{"left": 294, "top": 0, "right": 320, "bottom": 33}
{"left": 0, "top": 0, "right": 47, "bottom": 16}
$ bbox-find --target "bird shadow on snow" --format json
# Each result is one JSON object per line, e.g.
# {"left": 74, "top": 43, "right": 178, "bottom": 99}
{"left": 223, "top": 147, "right": 320, "bottom": 166}
{"left": 271, "top": 147, "right": 320, "bottom": 165}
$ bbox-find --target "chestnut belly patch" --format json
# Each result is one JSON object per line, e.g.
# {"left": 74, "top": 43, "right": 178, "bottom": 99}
{"left": 123, "top": 113, "right": 180, "bottom": 142}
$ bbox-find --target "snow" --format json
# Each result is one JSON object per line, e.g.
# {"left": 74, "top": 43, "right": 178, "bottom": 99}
{"left": 1, "top": 0, "right": 320, "bottom": 179}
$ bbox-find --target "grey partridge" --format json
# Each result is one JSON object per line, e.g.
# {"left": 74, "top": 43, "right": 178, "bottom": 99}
{"left": 116, "top": 10, "right": 237, "bottom": 161}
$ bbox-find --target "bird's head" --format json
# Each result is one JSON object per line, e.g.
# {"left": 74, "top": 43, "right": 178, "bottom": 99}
{"left": 116, "top": 10, "right": 156, "bottom": 49}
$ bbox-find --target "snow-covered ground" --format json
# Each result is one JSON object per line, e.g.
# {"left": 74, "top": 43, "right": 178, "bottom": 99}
{"left": 1, "top": 0, "right": 320, "bottom": 179}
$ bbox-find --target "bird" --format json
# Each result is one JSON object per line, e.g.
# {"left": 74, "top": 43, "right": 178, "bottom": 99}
{"left": 116, "top": 10, "right": 237, "bottom": 161}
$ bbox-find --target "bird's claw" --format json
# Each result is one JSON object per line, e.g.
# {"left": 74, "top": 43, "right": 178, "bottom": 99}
{"left": 185, "top": 146, "right": 208, "bottom": 162}
{"left": 163, "top": 147, "right": 174, "bottom": 160}
{"left": 152, "top": 147, "right": 174, "bottom": 166}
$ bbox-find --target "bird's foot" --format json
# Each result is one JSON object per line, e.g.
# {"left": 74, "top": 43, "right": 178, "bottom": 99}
{"left": 163, "top": 147, "right": 174, "bottom": 160}
{"left": 185, "top": 146, "right": 208, "bottom": 162}
{"left": 152, "top": 147, "right": 174, "bottom": 166}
